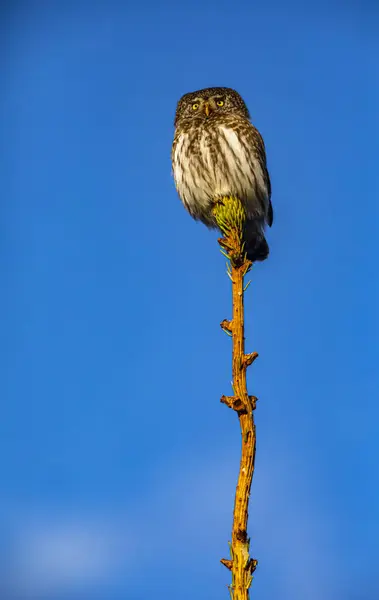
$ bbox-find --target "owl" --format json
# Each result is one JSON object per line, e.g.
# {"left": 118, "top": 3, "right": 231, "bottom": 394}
{"left": 171, "top": 87, "right": 273, "bottom": 262}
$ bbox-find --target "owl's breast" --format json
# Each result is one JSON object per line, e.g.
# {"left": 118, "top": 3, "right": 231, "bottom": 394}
{"left": 172, "top": 129, "right": 217, "bottom": 225}
{"left": 172, "top": 121, "right": 269, "bottom": 224}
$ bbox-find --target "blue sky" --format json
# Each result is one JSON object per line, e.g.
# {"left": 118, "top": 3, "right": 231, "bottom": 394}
{"left": 1, "top": 1, "right": 378, "bottom": 599}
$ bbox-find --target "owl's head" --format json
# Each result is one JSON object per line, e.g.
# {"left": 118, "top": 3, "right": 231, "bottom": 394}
{"left": 174, "top": 87, "right": 250, "bottom": 127}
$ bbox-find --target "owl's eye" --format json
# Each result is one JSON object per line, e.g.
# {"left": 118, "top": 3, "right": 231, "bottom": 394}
{"left": 192, "top": 103, "right": 199, "bottom": 110}
{"left": 216, "top": 99, "right": 224, "bottom": 106}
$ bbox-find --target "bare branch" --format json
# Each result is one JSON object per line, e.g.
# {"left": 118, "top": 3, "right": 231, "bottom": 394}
{"left": 214, "top": 196, "right": 260, "bottom": 599}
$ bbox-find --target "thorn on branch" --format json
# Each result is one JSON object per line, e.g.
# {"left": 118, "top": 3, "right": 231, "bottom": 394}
{"left": 243, "top": 352, "right": 259, "bottom": 368}
{"left": 220, "top": 319, "right": 232, "bottom": 333}
{"left": 220, "top": 558, "right": 233, "bottom": 570}
{"left": 247, "top": 558, "right": 258, "bottom": 574}
{"left": 220, "top": 395, "right": 247, "bottom": 413}
{"left": 248, "top": 396, "right": 258, "bottom": 410}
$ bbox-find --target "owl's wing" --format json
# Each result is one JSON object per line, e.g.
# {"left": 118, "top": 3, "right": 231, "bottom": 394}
{"left": 267, "top": 184, "right": 273, "bottom": 227}
{"left": 252, "top": 125, "right": 273, "bottom": 227}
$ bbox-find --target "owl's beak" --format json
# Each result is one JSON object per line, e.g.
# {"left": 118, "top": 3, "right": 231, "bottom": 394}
{"left": 204, "top": 102, "right": 211, "bottom": 117}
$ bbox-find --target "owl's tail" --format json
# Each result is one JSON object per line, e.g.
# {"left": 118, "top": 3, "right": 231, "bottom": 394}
{"left": 244, "top": 219, "right": 269, "bottom": 262}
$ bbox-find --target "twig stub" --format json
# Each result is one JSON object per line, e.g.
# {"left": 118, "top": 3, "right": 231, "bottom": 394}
{"left": 242, "top": 352, "right": 259, "bottom": 368}
{"left": 220, "top": 319, "right": 233, "bottom": 333}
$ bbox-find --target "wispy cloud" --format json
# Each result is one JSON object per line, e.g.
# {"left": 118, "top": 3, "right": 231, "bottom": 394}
{"left": 0, "top": 438, "right": 353, "bottom": 599}
{"left": 1, "top": 515, "right": 131, "bottom": 599}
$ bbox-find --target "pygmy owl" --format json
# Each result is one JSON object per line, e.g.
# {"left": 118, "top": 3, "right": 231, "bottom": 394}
{"left": 171, "top": 87, "right": 273, "bottom": 261}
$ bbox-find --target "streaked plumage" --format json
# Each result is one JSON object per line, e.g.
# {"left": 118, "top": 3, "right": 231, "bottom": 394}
{"left": 171, "top": 87, "right": 273, "bottom": 261}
